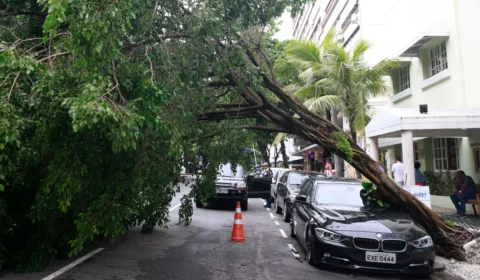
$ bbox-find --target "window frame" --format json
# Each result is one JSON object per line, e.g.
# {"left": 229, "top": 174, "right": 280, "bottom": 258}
{"left": 429, "top": 41, "right": 448, "bottom": 77}
{"left": 414, "top": 142, "right": 419, "bottom": 161}
{"left": 398, "top": 64, "right": 411, "bottom": 92}
{"left": 432, "top": 138, "right": 459, "bottom": 171}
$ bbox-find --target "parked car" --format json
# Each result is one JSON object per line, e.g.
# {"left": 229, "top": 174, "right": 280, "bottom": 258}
{"left": 195, "top": 163, "right": 248, "bottom": 210}
{"left": 274, "top": 171, "right": 324, "bottom": 222}
{"left": 270, "top": 168, "right": 290, "bottom": 201}
{"left": 290, "top": 178, "right": 435, "bottom": 275}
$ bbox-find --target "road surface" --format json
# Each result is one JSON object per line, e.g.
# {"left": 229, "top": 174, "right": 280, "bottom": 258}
{"left": 2, "top": 181, "right": 453, "bottom": 280}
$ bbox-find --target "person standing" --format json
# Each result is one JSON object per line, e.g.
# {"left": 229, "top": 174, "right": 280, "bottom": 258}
{"left": 261, "top": 162, "right": 274, "bottom": 208}
{"left": 414, "top": 162, "right": 427, "bottom": 186}
{"left": 391, "top": 156, "right": 405, "bottom": 186}
{"left": 450, "top": 170, "right": 477, "bottom": 216}
{"left": 324, "top": 159, "right": 333, "bottom": 178}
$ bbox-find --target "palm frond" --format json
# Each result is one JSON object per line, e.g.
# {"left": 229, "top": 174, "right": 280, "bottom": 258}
{"left": 285, "top": 40, "right": 321, "bottom": 64}
{"left": 272, "top": 133, "right": 286, "bottom": 146}
{"left": 351, "top": 39, "right": 370, "bottom": 64}
{"left": 303, "top": 95, "right": 342, "bottom": 114}
{"left": 294, "top": 84, "right": 324, "bottom": 100}
{"left": 283, "top": 83, "right": 302, "bottom": 95}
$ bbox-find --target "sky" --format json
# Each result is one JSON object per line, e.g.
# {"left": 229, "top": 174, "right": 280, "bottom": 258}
{"left": 273, "top": 11, "right": 293, "bottom": 41}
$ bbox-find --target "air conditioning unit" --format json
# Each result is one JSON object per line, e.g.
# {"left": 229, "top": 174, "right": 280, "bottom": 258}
{"left": 351, "top": 14, "right": 358, "bottom": 24}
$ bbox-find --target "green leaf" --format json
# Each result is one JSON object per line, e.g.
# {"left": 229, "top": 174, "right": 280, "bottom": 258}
{"left": 0, "top": 184, "right": 4, "bottom": 191}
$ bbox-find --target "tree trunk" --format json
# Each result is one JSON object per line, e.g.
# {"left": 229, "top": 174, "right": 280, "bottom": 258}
{"left": 331, "top": 108, "right": 344, "bottom": 177}
{"left": 256, "top": 140, "right": 270, "bottom": 165}
{"left": 280, "top": 139, "right": 289, "bottom": 168}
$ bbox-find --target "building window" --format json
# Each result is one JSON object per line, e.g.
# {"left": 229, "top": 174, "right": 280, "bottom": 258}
{"left": 414, "top": 142, "right": 419, "bottom": 161}
{"left": 429, "top": 41, "right": 448, "bottom": 77}
{"left": 433, "top": 138, "right": 459, "bottom": 171}
{"left": 398, "top": 65, "right": 411, "bottom": 92}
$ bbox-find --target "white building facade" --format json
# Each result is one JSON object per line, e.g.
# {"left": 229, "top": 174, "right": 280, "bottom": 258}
{"left": 294, "top": 0, "right": 480, "bottom": 186}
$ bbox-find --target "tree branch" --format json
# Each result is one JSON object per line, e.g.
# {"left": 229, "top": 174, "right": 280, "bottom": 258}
{"left": 2, "top": 11, "right": 47, "bottom": 17}
{"left": 196, "top": 125, "right": 290, "bottom": 141}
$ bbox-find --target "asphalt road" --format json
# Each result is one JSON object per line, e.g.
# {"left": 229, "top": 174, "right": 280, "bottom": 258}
{"left": 2, "top": 181, "right": 456, "bottom": 280}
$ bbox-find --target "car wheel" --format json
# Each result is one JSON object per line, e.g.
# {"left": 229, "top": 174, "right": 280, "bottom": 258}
{"left": 290, "top": 216, "right": 296, "bottom": 238}
{"left": 306, "top": 229, "right": 316, "bottom": 265}
{"left": 283, "top": 202, "right": 291, "bottom": 222}
{"left": 241, "top": 199, "right": 248, "bottom": 211}
{"left": 195, "top": 200, "right": 204, "bottom": 208}
{"left": 275, "top": 195, "right": 282, "bottom": 214}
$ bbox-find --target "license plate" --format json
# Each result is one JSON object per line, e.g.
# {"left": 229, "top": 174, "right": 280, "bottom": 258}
{"left": 216, "top": 188, "right": 229, "bottom": 194}
{"left": 365, "top": 251, "right": 396, "bottom": 264}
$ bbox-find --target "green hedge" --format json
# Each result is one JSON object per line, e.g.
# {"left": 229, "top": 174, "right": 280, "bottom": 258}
{"left": 424, "top": 170, "right": 456, "bottom": 196}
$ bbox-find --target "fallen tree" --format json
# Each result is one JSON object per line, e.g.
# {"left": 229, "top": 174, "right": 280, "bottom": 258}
{"left": 0, "top": 0, "right": 465, "bottom": 270}
{"left": 197, "top": 36, "right": 465, "bottom": 259}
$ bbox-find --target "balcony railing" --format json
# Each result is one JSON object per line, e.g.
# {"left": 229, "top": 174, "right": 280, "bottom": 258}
{"left": 341, "top": 3, "right": 358, "bottom": 31}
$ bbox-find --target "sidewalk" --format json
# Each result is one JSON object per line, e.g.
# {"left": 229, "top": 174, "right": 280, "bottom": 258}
{"left": 433, "top": 205, "right": 480, "bottom": 231}
{"left": 433, "top": 205, "right": 480, "bottom": 280}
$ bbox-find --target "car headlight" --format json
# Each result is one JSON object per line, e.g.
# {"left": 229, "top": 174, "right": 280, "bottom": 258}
{"left": 412, "top": 236, "right": 433, "bottom": 248}
{"left": 315, "top": 228, "right": 343, "bottom": 242}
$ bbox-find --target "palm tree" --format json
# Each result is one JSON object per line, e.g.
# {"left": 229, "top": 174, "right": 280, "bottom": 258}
{"left": 274, "top": 30, "right": 400, "bottom": 175}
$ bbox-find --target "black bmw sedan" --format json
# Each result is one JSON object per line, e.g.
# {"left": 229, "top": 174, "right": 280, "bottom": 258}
{"left": 290, "top": 178, "right": 435, "bottom": 275}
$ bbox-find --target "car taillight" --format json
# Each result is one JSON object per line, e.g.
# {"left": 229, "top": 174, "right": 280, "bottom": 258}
{"left": 236, "top": 182, "right": 246, "bottom": 190}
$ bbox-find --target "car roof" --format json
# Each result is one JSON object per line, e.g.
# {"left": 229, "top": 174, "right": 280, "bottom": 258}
{"left": 287, "top": 170, "right": 324, "bottom": 176}
{"left": 271, "top": 167, "right": 289, "bottom": 171}
{"left": 313, "top": 177, "right": 364, "bottom": 185}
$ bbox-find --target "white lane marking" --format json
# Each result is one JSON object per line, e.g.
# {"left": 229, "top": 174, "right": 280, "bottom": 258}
{"left": 288, "top": 244, "right": 301, "bottom": 259}
{"left": 274, "top": 221, "right": 280, "bottom": 226}
{"left": 279, "top": 229, "right": 288, "bottom": 238}
{"left": 42, "top": 248, "right": 104, "bottom": 280}
{"left": 262, "top": 199, "right": 266, "bottom": 206}
{"left": 169, "top": 204, "right": 181, "bottom": 211}
{"left": 269, "top": 213, "right": 274, "bottom": 218}
{"left": 266, "top": 208, "right": 270, "bottom": 211}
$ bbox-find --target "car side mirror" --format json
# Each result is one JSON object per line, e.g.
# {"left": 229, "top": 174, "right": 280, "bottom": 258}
{"left": 295, "top": 195, "right": 307, "bottom": 203}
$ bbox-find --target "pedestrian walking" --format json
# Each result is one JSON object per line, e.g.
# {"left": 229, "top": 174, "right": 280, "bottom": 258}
{"left": 391, "top": 156, "right": 405, "bottom": 186}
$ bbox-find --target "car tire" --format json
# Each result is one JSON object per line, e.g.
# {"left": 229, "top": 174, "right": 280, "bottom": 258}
{"left": 275, "top": 195, "right": 282, "bottom": 214}
{"left": 195, "top": 200, "right": 204, "bottom": 208}
{"left": 290, "top": 216, "right": 296, "bottom": 238}
{"left": 241, "top": 200, "right": 248, "bottom": 211}
{"left": 283, "top": 202, "right": 291, "bottom": 223}
{"left": 306, "top": 229, "right": 316, "bottom": 265}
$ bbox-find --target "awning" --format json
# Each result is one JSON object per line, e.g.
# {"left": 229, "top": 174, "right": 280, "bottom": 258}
{"left": 290, "top": 144, "right": 322, "bottom": 157}
{"left": 397, "top": 21, "right": 449, "bottom": 57}
{"left": 288, "top": 158, "right": 304, "bottom": 165}
{"left": 366, "top": 108, "right": 480, "bottom": 140}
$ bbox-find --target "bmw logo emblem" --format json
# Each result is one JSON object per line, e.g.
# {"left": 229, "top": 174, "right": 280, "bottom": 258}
{"left": 376, "top": 233, "right": 383, "bottom": 239}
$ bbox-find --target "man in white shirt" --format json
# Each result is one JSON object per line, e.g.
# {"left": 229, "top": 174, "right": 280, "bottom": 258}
{"left": 391, "top": 156, "right": 405, "bottom": 186}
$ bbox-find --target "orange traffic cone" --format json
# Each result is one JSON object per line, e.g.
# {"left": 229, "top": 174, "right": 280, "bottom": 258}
{"left": 231, "top": 201, "right": 245, "bottom": 242}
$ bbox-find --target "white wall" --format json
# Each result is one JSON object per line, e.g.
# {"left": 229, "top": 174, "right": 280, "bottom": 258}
{"left": 268, "top": 137, "right": 302, "bottom": 165}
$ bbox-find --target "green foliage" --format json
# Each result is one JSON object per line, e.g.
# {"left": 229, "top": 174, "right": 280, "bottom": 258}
{"left": 424, "top": 170, "right": 456, "bottom": 196}
{"left": 1, "top": 0, "right": 300, "bottom": 270}
{"left": 331, "top": 132, "right": 353, "bottom": 163}
{"left": 360, "top": 182, "right": 386, "bottom": 208}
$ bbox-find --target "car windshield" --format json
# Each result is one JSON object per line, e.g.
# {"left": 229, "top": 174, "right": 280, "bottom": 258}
{"left": 315, "top": 184, "right": 364, "bottom": 207}
{"left": 288, "top": 173, "right": 315, "bottom": 186}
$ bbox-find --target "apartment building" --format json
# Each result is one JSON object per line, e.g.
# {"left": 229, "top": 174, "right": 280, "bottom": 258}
{"left": 293, "top": 0, "right": 480, "bottom": 185}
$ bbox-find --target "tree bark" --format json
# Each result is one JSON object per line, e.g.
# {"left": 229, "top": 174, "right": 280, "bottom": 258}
{"left": 280, "top": 140, "right": 289, "bottom": 168}
{"left": 331, "top": 108, "right": 344, "bottom": 177}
